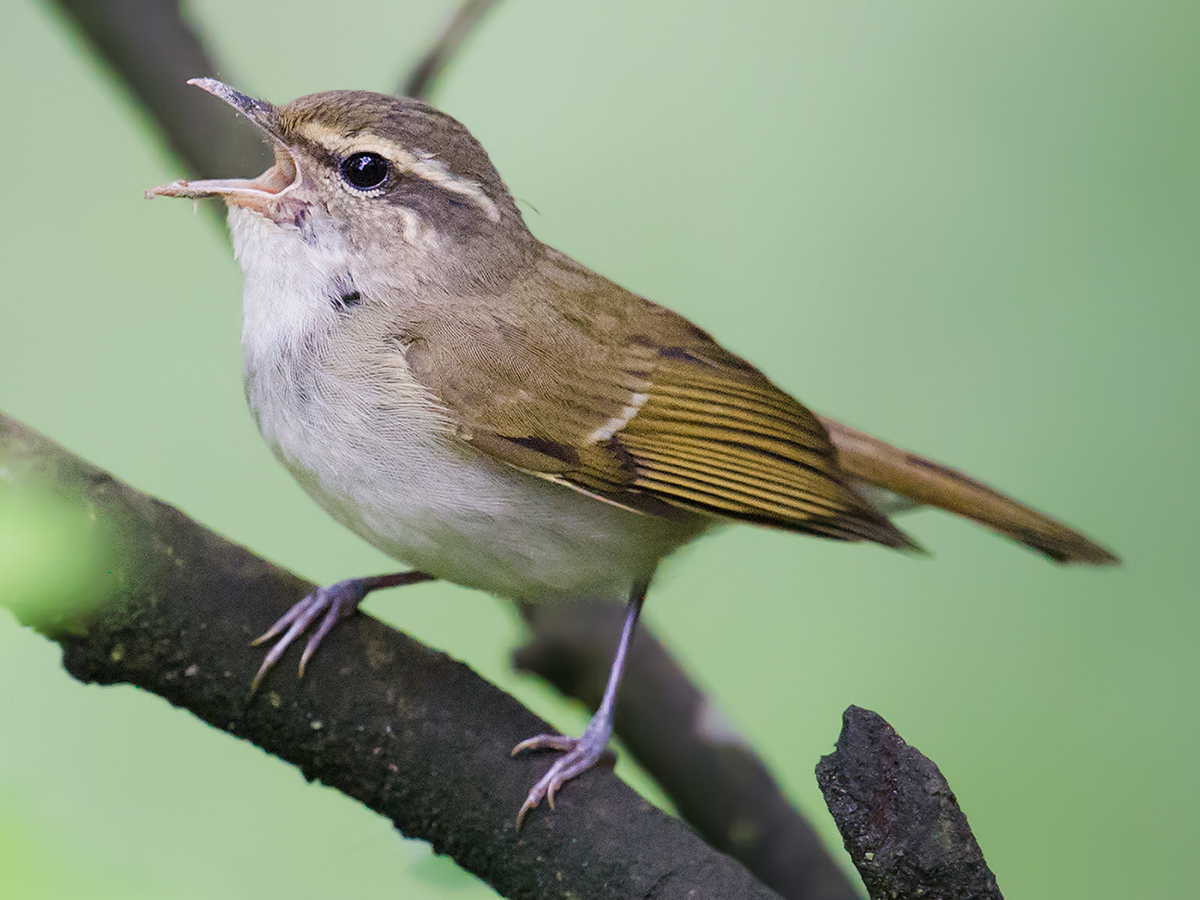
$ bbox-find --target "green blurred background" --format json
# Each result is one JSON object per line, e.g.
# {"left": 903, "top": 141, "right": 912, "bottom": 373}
{"left": 1, "top": 1, "right": 1196, "bottom": 897}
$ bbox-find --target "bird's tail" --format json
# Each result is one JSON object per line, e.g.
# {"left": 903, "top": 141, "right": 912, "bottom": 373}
{"left": 819, "top": 417, "right": 1119, "bottom": 565}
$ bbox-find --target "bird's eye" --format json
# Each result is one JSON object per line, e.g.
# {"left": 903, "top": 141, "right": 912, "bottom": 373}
{"left": 340, "top": 152, "right": 390, "bottom": 190}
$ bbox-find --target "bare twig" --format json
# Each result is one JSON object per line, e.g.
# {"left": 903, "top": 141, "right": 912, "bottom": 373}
{"left": 2, "top": 412, "right": 785, "bottom": 900}
{"left": 816, "top": 707, "right": 1003, "bottom": 900}
{"left": 401, "top": 0, "right": 502, "bottom": 100}
{"left": 48, "top": 0, "right": 269, "bottom": 179}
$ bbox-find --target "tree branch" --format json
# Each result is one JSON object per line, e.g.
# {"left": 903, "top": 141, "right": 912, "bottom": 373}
{"left": 817, "top": 707, "right": 1003, "bottom": 900}
{"left": 2, "top": 412, "right": 786, "bottom": 900}
{"left": 401, "top": 0, "right": 503, "bottom": 101}
{"left": 48, "top": 0, "right": 269, "bottom": 178}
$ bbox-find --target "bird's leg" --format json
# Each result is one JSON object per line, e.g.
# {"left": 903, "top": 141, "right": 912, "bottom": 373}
{"left": 250, "top": 571, "right": 436, "bottom": 691}
{"left": 512, "top": 583, "right": 647, "bottom": 829}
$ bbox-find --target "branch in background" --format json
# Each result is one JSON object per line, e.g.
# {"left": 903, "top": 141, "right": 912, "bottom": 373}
{"left": 2, "top": 412, "right": 786, "bottom": 900}
{"left": 816, "top": 706, "right": 1003, "bottom": 900}
{"left": 49, "top": 0, "right": 269, "bottom": 178}
{"left": 517, "top": 603, "right": 862, "bottom": 900}
{"left": 401, "top": 0, "right": 502, "bottom": 100}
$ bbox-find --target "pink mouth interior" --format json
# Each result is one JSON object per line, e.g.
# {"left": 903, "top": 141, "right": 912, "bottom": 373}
{"left": 146, "top": 144, "right": 298, "bottom": 201}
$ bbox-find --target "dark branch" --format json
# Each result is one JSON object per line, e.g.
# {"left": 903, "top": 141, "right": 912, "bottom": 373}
{"left": 400, "top": 0, "right": 503, "bottom": 100}
{"left": 48, "top": 0, "right": 269, "bottom": 179}
{"left": 2, "top": 412, "right": 784, "bottom": 900}
{"left": 517, "top": 603, "right": 862, "bottom": 900}
{"left": 816, "top": 706, "right": 1003, "bottom": 900}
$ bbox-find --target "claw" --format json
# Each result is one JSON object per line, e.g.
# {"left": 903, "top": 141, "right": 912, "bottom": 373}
{"left": 247, "top": 571, "right": 433, "bottom": 693}
{"left": 510, "top": 733, "right": 578, "bottom": 756}
{"left": 250, "top": 598, "right": 309, "bottom": 646}
{"left": 511, "top": 731, "right": 617, "bottom": 830}
{"left": 250, "top": 590, "right": 338, "bottom": 692}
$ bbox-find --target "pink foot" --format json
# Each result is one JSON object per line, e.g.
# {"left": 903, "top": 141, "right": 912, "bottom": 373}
{"left": 511, "top": 727, "right": 615, "bottom": 829}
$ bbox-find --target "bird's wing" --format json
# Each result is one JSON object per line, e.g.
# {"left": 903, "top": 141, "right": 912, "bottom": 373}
{"left": 397, "top": 248, "right": 914, "bottom": 549}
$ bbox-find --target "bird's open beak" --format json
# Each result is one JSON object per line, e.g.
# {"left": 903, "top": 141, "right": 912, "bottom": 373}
{"left": 145, "top": 78, "right": 298, "bottom": 213}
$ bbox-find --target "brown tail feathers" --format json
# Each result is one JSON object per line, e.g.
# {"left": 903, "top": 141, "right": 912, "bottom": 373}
{"left": 819, "top": 417, "right": 1119, "bottom": 566}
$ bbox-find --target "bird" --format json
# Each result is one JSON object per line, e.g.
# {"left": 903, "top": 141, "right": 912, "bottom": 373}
{"left": 147, "top": 78, "right": 1118, "bottom": 828}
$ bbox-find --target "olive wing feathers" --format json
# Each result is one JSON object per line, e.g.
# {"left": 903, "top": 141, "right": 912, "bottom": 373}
{"left": 398, "top": 250, "right": 914, "bottom": 550}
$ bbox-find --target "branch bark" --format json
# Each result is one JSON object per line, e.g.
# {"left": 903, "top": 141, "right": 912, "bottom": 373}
{"left": 817, "top": 707, "right": 1003, "bottom": 900}
{"left": 3, "top": 412, "right": 787, "bottom": 900}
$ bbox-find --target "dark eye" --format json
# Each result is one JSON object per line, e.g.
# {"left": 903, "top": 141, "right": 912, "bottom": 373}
{"left": 340, "top": 152, "right": 390, "bottom": 190}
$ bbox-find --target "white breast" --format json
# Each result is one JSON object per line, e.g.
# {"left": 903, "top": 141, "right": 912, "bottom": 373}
{"left": 229, "top": 207, "right": 708, "bottom": 602}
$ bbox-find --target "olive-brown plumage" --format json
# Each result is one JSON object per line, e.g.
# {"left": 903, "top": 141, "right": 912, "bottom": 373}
{"left": 148, "top": 80, "right": 1117, "bottom": 828}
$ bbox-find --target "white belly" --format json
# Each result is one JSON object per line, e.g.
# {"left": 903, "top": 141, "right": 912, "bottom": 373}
{"left": 245, "top": 350, "right": 707, "bottom": 602}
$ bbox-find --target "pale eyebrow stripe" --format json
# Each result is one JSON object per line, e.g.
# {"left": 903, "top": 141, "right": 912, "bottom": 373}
{"left": 398, "top": 148, "right": 501, "bottom": 223}
{"left": 297, "top": 123, "right": 501, "bottom": 222}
